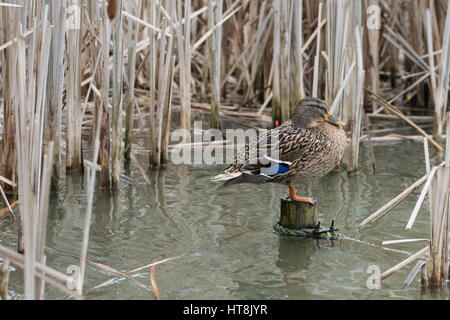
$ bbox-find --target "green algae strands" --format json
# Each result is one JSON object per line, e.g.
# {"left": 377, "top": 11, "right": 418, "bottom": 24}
{"left": 107, "top": 0, "right": 118, "bottom": 20}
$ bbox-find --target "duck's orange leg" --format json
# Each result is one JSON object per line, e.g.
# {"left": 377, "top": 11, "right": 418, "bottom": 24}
{"left": 288, "top": 185, "right": 316, "bottom": 205}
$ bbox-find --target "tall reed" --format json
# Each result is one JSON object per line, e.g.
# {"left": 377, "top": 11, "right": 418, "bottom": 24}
{"left": 112, "top": 0, "right": 124, "bottom": 186}
{"left": 13, "top": 5, "right": 52, "bottom": 299}
{"left": 208, "top": 0, "right": 223, "bottom": 129}
{"left": 99, "top": 1, "right": 112, "bottom": 188}
{"left": 66, "top": 0, "right": 83, "bottom": 171}
{"left": 428, "top": 0, "right": 450, "bottom": 141}
{"left": 124, "top": 0, "right": 142, "bottom": 161}
{"left": 45, "top": 0, "right": 66, "bottom": 191}
{"left": 148, "top": 0, "right": 175, "bottom": 167}
{"left": 175, "top": 0, "right": 192, "bottom": 142}
{"left": 0, "top": 0, "right": 20, "bottom": 193}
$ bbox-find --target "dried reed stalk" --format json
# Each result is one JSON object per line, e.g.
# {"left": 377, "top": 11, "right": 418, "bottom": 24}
{"left": 0, "top": 244, "right": 82, "bottom": 299}
{"left": 150, "top": 259, "right": 161, "bottom": 300}
{"left": 312, "top": 2, "right": 322, "bottom": 98}
{"left": 112, "top": 0, "right": 124, "bottom": 186}
{"left": 429, "top": 2, "right": 450, "bottom": 140}
{"left": 427, "top": 112, "right": 450, "bottom": 284}
{"left": 88, "top": 254, "right": 184, "bottom": 292}
{"left": 208, "top": 0, "right": 223, "bottom": 129}
{"left": 360, "top": 168, "right": 440, "bottom": 226}
{"left": 99, "top": 1, "right": 112, "bottom": 188}
{"left": 369, "top": 113, "right": 450, "bottom": 286}
{"left": 161, "top": 56, "right": 176, "bottom": 164}
{"left": 66, "top": 0, "right": 83, "bottom": 171}
{"left": 0, "top": 200, "right": 18, "bottom": 220}
{"left": 367, "top": 0, "right": 380, "bottom": 113}
{"left": 148, "top": 0, "right": 157, "bottom": 167}
{"left": 149, "top": 2, "right": 175, "bottom": 167}
{"left": 348, "top": 26, "right": 365, "bottom": 174}
{"left": 378, "top": 246, "right": 430, "bottom": 281}
{"left": 368, "top": 89, "right": 443, "bottom": 151}
{"left": 78, "top": 138, "right": 101, "bottom": 295}
{"left": 0, "top": 258, "right": 10, "bottom": 300}
{"left": 271, "top": 0, "right": 290, "bottom": 125}
{"left": 402, "top": 260, "right": 426, "bottom": 289}
{"left": 289, "top": 0, "right": 304, "bottom": 110}
{"left": 13, "top": 6, "right": 53, "bottom": 298}
{"left": 0, "top": 1, "right": 20, "bottom": 193}
{"left": 326, "top": 0, "right": 350, "bottom": 119}
{"left": 45, "top": 0, "right": 66, "bottom": 191}
{"left": 124, "top": 0, "right": 142, "bottom": 160}
{"left": 175, "top": 0, "right": 191, "bottom": 142}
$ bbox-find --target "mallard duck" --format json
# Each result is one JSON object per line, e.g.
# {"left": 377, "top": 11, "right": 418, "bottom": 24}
{"left": 212, "top": 97, "right": 346, "bottom": 204}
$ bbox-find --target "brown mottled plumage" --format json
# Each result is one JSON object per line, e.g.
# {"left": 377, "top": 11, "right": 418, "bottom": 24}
{"left": 212, "top": 97, "right": 346, "bottom": 202}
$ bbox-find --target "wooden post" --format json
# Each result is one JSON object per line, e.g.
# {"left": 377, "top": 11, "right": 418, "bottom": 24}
{"left": 280, "top": 198, "right": 317, "bottom": 229}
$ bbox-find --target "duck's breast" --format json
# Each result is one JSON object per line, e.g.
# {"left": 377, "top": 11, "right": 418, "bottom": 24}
{"left": 288, "top": 124, "right": 347, "bottom": 183}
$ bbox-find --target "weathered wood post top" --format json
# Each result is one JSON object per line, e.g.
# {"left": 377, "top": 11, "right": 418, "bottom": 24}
{"left": 280, "top": 197, "right": 317, "bottom": 229}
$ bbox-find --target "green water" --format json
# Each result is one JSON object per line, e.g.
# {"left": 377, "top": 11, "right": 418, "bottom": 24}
{"left": 1, "top": 141, "right": 449, "bottom": 299}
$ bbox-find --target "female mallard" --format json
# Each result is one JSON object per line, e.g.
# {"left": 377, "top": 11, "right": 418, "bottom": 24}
{"left": 212, "top": 97, "right": 346, "bottom": 204}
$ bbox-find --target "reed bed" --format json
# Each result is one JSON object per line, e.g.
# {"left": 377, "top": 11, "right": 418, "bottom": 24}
{"left": 361, "top": 113, "right": 450, "bottom": 288}
{"left": 0, "top": 0, "right": 449, "bottom": 299}
{"left": 0, "top": 4, "right": 80, "bottom": 299}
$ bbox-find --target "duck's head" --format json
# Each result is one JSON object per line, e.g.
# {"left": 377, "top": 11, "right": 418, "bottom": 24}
{"left": 291, "top": 97, "right": 345, "bottom": 129}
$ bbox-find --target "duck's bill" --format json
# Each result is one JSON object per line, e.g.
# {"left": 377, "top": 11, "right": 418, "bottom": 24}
{"left": 324, "top": 113, "right": 345, "bottom": 126}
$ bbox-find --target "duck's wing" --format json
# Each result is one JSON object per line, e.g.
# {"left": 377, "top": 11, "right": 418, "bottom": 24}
{"left": 212, "top": 124, "right": 313, "bottom": 184}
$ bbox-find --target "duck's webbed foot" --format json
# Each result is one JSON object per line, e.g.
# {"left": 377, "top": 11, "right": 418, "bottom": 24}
{"left": 288, "top": 185, "right": 316, "bottom": 205}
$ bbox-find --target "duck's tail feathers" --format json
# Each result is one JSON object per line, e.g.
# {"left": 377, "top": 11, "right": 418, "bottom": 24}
{"left": 211, "top": 171, "right": 243, "bottom": 182}
{"left": 222, "top": 172, "right": 272, "bottom": 187}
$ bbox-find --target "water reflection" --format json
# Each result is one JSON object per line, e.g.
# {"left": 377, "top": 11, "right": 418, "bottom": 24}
{"left": 276, "top": 237, "right": 317, "bottom": 286}
{"left": 1, "top": 142, "right": 449, "bottom": 299}
{"left": 421, "top": 285, "right": 449, "bottom": 300}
